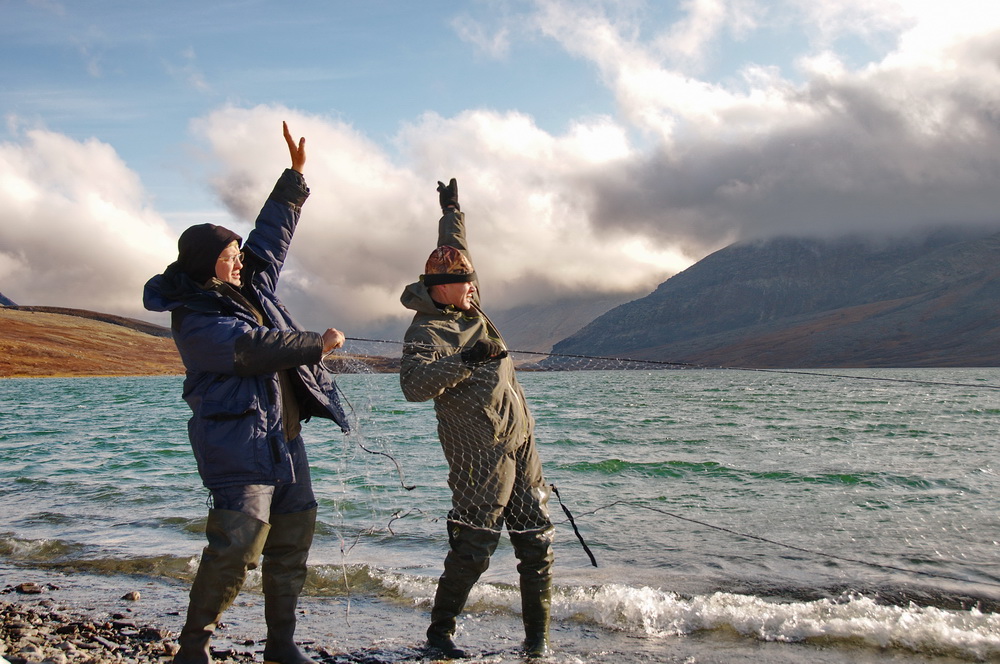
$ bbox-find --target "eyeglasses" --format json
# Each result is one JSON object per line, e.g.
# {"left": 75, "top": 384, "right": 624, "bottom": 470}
{"left": 218, "top": 252, "right": 245, "bottom": 265}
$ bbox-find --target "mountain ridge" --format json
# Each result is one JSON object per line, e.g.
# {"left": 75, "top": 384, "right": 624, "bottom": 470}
{"left": 552, "top": 229, "right": 1000, "bottom": 367}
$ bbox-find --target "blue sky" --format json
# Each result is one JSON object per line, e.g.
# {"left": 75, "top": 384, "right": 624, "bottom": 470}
{"left": 4, "top": 1, "right": 620, "bottom": 215}
{"left": 3, "top": 1, "right": 1000, "bottom": 335}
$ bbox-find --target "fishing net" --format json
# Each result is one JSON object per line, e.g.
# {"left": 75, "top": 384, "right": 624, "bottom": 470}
{"left": 324, "top": 338, "right": 679, "bottom": 537}
{"left": 318, "top": 338, "right": 1000, "bottom": 605}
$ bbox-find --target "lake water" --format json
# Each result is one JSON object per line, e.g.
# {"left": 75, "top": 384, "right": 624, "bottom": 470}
{"left": 1, "top": 364, "right": 998, "bottom": 663}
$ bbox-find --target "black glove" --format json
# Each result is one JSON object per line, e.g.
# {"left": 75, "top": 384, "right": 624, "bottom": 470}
{"left": 461, "top": 339, "right": 507, "bottom": 365}
{"left": 437, "top": 178, "right": 460, "bottom": 211}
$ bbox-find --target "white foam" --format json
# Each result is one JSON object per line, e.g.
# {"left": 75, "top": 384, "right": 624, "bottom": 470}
{"left": 0, "top": 534, "right": 74, "bottom": 560}
{"left": 355, "top": 567, "right": 1000, "bottom": 659}
{"left": 376, "top": 569, "right": 522, "bottom": 613}
{"left": 559, "top": 584, "right": 1000, "bottom": 659}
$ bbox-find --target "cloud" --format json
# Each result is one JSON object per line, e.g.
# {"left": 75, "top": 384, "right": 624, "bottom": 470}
{"left": 189, "top": 105, "right": 690, "bottom": 332}
{"left": 452, "top": 13, "right": 511, "bottom": 59}
{"left": 656, "top": 0, "right": 759, "bottom": 68}
{"left": 165, "top": 47, "right": 211, "bottom": 93}
{"left": 529, "top": 0, "right": 1000, "bottom": 244}
{"left": 0, "top": 124, "right": 176, "bottom": 316}
{"left": 7, "top": 0, "right": 1000, "bottom": 337}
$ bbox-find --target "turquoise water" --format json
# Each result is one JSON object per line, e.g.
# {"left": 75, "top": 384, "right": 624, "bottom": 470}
{"left": 1, "top": 366, "right": 999, "bottom": 661}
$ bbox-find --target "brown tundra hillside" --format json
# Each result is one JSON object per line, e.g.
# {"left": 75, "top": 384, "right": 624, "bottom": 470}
{"left": 0, "top": 307, "right": 182, "bottom": 377}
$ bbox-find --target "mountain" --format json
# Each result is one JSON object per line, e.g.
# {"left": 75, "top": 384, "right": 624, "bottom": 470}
{"left": 0, "top": 306, "right": 397, "bottom": 376}
{"left": 487, "top": 291, "right": 644, "bottom": 353}
{"left": 8, "top": 305, "right": 174, "bottom": 337}
{"left": 0, "top": 306, "right": 182, "bottom": 377}
{"left": 0, "top": 292, "right": 16, "bottom": 306}
{"left": 358, "top": 291, "right": 642, "bottom": 356}
{"left": 552, "top": 229, "right": 1000, "bottom": 368}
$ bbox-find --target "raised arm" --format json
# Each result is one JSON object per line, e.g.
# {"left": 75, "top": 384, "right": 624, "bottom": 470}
{"left": 242, "top": 123, "right": 310, "bottom": 293}
{"left": 435, "top": 178, "right": 469, "bottom": 253}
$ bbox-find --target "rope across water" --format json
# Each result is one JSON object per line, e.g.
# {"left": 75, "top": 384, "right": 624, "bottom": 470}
{"left": 339, "top": 336, "right": 1000, "bottom": 390}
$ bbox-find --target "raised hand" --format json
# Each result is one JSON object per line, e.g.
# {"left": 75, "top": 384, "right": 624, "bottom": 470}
{"left": 437, "top": 178, "right": 459, "bottom": 211}
{"left": 283, "top": 121, "right": 306, "bottom": 174}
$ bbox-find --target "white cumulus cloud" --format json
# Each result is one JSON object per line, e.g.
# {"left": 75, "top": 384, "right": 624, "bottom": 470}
{"left": 0, "top": 125, "right": 176, "bottom": 316}
{"left": 187, "top": 105, "right": 690, "bottom": 332}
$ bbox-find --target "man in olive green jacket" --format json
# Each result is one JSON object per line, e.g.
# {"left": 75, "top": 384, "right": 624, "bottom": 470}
{"left": 400, "top": 179, "right": 554, "bottom": 660}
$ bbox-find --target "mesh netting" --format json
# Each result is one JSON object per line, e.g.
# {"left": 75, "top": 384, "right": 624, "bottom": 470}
{"left": 319, "top": 339, "right": 1000, "bottom": 599}
{"left": 326, "top": 339, "right": 633, "bottom": 537}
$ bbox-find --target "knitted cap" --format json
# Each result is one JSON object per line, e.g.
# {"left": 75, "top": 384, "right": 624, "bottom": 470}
{"left": 177, "top": 223, "right": 243, "bottom": 284}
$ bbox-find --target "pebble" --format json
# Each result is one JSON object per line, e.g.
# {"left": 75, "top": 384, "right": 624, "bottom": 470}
{"left": 0, "top": 583, "right": 257, "bottom": 664}
{"left": 0, "top": 580, "right": 361, "bottom": 664}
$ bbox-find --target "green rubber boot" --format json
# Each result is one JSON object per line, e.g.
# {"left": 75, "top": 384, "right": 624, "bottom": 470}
{"left": 425, "top": 523, "right": 501, "bottom": 660}
{"left": 261, "top": 508, "right": 317, "bottom": 664}
{"left": 173, "top": 509, "right": 271, "bottom": 664}
{"left": 511, "top": 527, "right": 555, "bottom": 659}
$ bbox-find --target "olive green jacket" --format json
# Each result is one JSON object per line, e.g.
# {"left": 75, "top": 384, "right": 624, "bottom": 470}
{"left": 399, "top": 210, "right": 535, "bottom": 457}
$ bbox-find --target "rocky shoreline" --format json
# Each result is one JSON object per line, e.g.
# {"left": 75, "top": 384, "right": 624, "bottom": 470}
{"left": 1, "top": 584, "right": 183, "bottom": 664}
{"left": 0, "top": 581, "right": 344, "bottom": 664}
{"left": 0, "top": 575, "right": 435, "bottom": 664}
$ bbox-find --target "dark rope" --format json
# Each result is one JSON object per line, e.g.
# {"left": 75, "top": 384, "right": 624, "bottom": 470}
{"left": 386, "top": 508, "right": 428, "bottom": 535}
{"left": 551, "top": 484, "right": 598, "bottom": 567}
{"left": 341, "top": 337, "right": 1000, "bottom": 391}
{"left": 354, "top": 440, "right": 416, "bottom": 491}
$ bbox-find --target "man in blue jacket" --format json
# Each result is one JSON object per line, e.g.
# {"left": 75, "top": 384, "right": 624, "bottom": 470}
{"left": 144, "top": 122, "right": 349, "bottom": 664}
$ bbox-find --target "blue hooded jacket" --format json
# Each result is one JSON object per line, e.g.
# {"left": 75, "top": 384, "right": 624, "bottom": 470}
{"left": 143, "top": 169, "right": 349, "bottom": 489}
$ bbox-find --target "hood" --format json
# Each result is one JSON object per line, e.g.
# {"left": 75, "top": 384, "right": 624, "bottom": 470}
{"left": 143, "top": 262, "right": 207, "bottom": 313}
{"left": 400, "top": 280, "right": 444, "bottom": 316}
{"left": 401, "top": 277, "right": 484, "bottom": 317}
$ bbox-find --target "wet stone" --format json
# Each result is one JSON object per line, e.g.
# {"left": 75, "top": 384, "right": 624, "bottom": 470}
{"left": 16, "top": 644, "right": 43, "bottom": 658}
{"left": 71, "top": 640, "right": 99, "bottom": 650}
{"left": 7, "top": 628, "right": 35, "bottom": 638}
{"left": 89, "top": 634, "right": 118, "bottom": 650}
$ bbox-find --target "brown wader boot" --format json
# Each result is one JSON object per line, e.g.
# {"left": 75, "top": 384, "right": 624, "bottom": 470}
{"left": 261, "top": 508, "right": 317, "bottom": 664}
{"left": 173, "top": 509, "right": 271, "bottom": 664}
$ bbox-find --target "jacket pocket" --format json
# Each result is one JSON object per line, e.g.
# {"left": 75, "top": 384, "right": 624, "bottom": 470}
{"left": 202, "top": 396, "right": 258, "bottom": 421}
{"left": 190, "top": 395, "right": 263, "bottom": 481}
